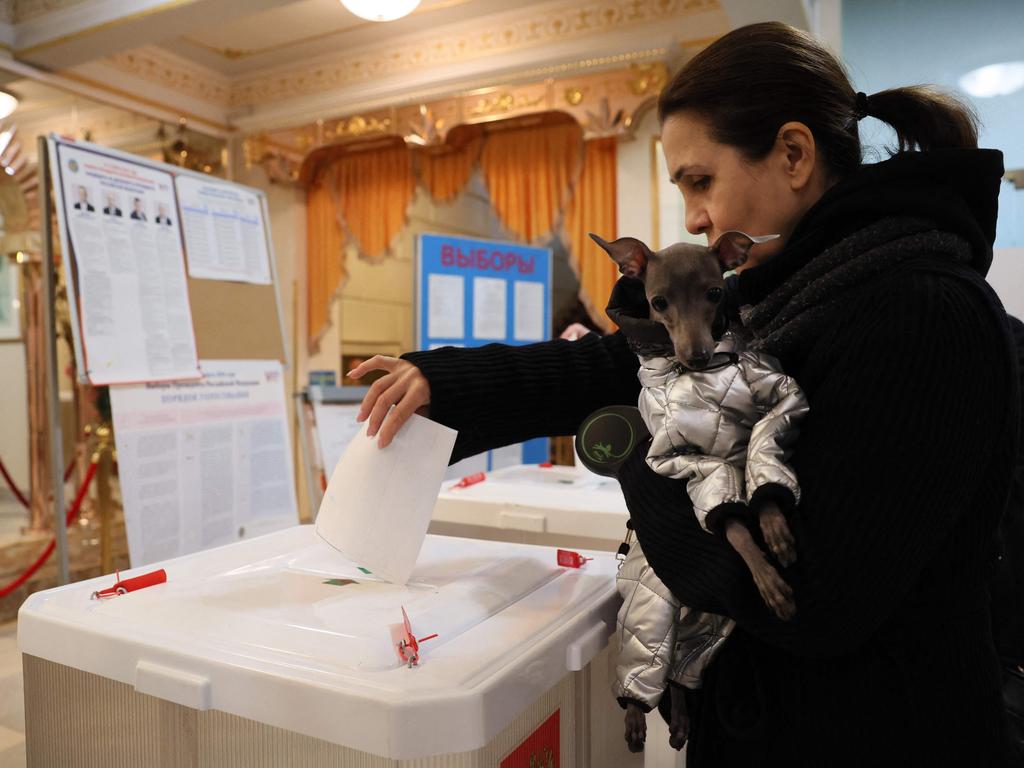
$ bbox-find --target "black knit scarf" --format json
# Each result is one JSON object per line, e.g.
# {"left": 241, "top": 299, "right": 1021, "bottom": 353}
{"left": 738, "top": 216, "right": 974, "bottom": 361}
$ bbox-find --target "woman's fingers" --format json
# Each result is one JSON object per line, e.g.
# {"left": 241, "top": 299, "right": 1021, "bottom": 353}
{"left": 353, "top": 358, "right": 433, "bottom": 448}
{"left": 375, "top": 379, "right": 430, "bottom": 448}
{"left": 348, "top": 354, "right": 397, "bottom": 382}
{"left": 350, "top": 358, "right": 432, "bottom": 447}
{"left": 365, "top": 379, "right": 405, "bottom": 439}
{"left": 357, "top": 372, "right": 396, "bottom": 424}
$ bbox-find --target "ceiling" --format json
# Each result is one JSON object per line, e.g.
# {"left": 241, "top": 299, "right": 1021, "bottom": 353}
{"left": 0, "top": 0, "right": 814, "bottom": 139}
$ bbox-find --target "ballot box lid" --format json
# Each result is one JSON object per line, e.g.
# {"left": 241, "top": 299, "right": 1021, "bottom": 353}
{"left": 18, "top": 525, "right": 617, "bottom": 759}
{"left": 434, "top": 463, "right": 629, "bottom": 542}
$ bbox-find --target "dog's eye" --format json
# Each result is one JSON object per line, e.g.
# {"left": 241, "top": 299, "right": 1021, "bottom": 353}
{"left": 706, "top": 287, "right": 723, "bottom": 303}
{"left": 650, "top": 296, "right": 668, "bottom": 313}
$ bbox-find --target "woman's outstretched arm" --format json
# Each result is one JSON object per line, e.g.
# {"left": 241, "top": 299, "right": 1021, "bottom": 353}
{"left": 351, "top": 331, "right": 641, "bottom": 462}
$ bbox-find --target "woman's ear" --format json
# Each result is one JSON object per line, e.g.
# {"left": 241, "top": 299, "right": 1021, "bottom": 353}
{"left": 775, "top": 121, "right": 817, "bottom": 192}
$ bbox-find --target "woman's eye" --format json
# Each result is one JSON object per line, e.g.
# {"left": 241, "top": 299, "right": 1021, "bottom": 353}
{"left": 707, "top": 287, "right": 723, "bottom": 303}
{"left": 651, "top": 296, "right": 668, "bottom": 312}
{"left": 691, "top": 175, "right": 710, "bottom": 191}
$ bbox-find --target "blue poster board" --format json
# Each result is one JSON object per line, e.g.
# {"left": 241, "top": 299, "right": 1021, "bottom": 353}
{"left": 416, "top": 233, "right": 551, "bottom": 470}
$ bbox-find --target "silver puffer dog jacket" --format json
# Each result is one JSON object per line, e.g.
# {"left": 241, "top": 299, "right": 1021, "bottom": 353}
{"left": 613, "top": 332, "right": 807, "bottom": 708}
{"left": 613, "top": 540, "right": 736, "bottom": 708}
{"left": 638, "top": 332, "right": 808, "bottom": 532}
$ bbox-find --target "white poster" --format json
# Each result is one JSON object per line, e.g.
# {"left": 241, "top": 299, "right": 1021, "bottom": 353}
{"left": 472, "top": 276, "right": 506, "bottom": 340}
{"left": 427, "top": 273, "right": 464, "bottom": 339}
{"left": 111, "top": 359, "right": 298, "bottom": 566}
{"left": 54, "top": 141, "right": 200, "bottom": 385}
{"left": 176, "top": 175, "right": 271, "bottom": 284}
{"left": 513, "top": 281, "right": 544, "bottom": 341}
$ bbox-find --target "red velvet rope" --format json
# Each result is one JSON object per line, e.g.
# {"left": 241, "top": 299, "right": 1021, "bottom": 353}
{"left": 0, "top": 456, "right": 99, "bottom": 599}
{"left": 0, "top": 455, "right": 83, "bottom": 510}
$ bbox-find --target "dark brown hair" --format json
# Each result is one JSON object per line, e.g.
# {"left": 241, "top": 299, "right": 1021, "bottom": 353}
{"left": 657, "top": 22, "right": 979, "bottom": 177}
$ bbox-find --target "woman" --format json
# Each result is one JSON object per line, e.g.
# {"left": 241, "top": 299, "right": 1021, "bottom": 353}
{"left": 350, "top": 22, "right": 1018, "bottom": 766}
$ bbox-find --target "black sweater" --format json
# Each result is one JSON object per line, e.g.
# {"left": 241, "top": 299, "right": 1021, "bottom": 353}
{"left": 404, "top": 149, "right": 1019, "bottom": 766}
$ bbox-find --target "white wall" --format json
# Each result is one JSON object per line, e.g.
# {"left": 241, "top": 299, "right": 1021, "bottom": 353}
{"left": 616, "top": 108, "right": 657, "bottom": 247}
{"left": 988, "top": 248, "right": 1024, "bottom": 321}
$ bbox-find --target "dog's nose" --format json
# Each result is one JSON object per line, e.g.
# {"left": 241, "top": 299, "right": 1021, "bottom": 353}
{"left": 687, "top": 352, "right": 711, "bottom": 369}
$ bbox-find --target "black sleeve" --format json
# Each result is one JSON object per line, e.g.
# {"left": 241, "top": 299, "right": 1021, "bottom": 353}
{"left": 402, "top": 331, "right": 641, "bottom": 463}
{"left": 627, "top": 271, "right": 1016, "bottom": 656}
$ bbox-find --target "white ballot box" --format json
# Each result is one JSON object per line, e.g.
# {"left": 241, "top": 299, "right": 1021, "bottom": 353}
{"left": 430, "top": 463, "right": 630, "bottom": 552}
{"left": 18, "top": 525, "right": 627, "bottom": 767}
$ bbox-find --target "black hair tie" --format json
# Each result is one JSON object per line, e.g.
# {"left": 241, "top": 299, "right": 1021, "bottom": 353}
{"left": 853, "top": 91, "right": 871, "bottom": 121}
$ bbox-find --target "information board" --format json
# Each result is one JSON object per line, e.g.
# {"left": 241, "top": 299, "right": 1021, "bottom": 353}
{"left": 416, "top": 233, "right": 551, "bottom": 473}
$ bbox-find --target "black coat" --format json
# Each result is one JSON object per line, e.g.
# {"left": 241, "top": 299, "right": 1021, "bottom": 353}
{"left": 404, "top": 148, "right": 1019, "bottom": 767}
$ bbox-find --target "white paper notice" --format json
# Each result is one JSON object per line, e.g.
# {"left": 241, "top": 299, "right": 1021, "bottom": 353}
{"left": 514, "top": 281, "right": 545, "bottom": 341}
{"left": 111, "top": 359, "right": 298, "bottom": 566}
{"left": 54, "top": 142, "right": 199, "bottom": 385}
{"left": 473, "top": 277, "right": 506, "bottom": 340}
{"left": 311, "top": 402, "right": 364, "bottom": 478}
{"left": 316, "top": 413, "right": 457, "bottom": 584}
{"left": 427, "top": 273, "right": 464, "bottom": 338}
{"left": 176, "top": 175, "right": 271, "bottom": 284}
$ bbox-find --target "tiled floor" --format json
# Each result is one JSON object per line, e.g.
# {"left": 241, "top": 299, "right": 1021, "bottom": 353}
{"left": 0, "top": 620, "right": 25, "bottom": 768}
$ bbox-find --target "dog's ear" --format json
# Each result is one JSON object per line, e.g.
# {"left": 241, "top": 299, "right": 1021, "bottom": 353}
{"left": 711, "top": 231, "right": 780, "bottom": 270}
{"left": 589, "top": 233, "right": 651, "bottom": 279}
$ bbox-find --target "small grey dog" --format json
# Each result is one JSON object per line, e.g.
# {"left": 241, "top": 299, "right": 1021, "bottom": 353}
{"left": 591, "top": 229, "right": 801, "bottom": 605}
{"left": 591, "top": 230, "right": 809, "bottom": 753}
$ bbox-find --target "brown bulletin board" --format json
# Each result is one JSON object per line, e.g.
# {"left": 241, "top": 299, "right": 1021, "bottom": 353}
{"left": 186, "top": 261, "right": 286, "bottom": 362}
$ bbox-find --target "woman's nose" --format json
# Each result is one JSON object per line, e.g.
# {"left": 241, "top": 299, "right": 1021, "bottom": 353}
{"left": 685, "top": 207, "right": 710, "bottom": 238}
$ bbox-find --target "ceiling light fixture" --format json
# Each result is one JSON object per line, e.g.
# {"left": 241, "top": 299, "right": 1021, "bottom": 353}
{"left": 0, "top": 90, "right": 19, "bottom": 121}
{"left": 959, "top": 61, "right": 1024, "bottom": 98}
{"left": 340, "top": 0, "right": 421, "bottom": 22}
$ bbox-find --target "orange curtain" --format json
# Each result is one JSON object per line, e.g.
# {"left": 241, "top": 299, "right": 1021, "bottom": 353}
{"left": 417, "top": 138, "right": 482, "bottom": 203}
{"left": 306, "top": 169, "right": 346, "bottom": 347}
{"left": 480, "top": 121, "right": 584, "bottom": 243}
{"left": 564, "top": 137, "right": 620, "bottom": 333}
{"left": 330, "top": 146, "right": 415, "bottom": 258}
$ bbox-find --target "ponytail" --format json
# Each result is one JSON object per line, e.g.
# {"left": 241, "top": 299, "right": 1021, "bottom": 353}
{"left": 861, "top": 86, "right": 979, "bottom": 152}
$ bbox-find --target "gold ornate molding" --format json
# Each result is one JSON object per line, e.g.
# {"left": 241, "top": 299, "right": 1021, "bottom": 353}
{"left": 229, "top": 0, "right": 715, "bottom": 108}
{"left": 104, "top": 47, "right": 232, "bottom": 107}
{"left": 245, "top": 60, "right": 669, "bottom": 184}
{"left": 179, "top": 0, "right": 475, "bottom": 62}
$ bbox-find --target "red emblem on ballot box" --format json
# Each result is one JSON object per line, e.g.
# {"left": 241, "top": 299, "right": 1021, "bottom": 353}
{"left": 500, "top": 710, "right": 559, "bottom": 768}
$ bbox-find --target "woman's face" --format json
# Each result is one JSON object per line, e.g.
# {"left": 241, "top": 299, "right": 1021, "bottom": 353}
{"left": 660, "top": 111, "right": 828, "bottom": 271}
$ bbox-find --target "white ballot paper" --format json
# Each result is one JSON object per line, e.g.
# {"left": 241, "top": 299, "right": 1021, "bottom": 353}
{"left": 315, "top": 413, "right": 457, "bottom": 584}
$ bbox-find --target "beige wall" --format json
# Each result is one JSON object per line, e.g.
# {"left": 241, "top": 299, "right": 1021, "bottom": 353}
{"left": 0, "top": 338, "right": 29, "bottom": 489}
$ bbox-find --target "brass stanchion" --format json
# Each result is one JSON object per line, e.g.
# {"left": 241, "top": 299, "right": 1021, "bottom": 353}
{"left": 93, "top": 425, "right": 114, "bottom": 575}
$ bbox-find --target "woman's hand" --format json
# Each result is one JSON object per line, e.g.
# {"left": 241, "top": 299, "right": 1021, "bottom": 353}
{"left": 348, "top": 356, "right": 431, "bottom": 448}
